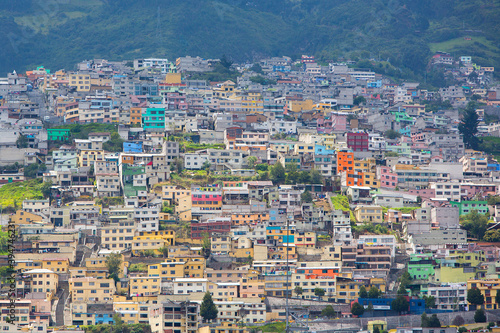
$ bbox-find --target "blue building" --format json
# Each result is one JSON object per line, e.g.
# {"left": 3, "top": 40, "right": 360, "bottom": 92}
{"left": 123, "top": 141, "right": 143, "bottom": 153}
{"left": 357, "top": 297, "right": 425, "bottom": 316}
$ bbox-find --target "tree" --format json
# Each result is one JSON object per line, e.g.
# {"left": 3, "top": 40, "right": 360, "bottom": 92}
{"left": 297, "top": 171, "right": 311, "bottom": 184}
{"left": 301, "top": 190, "right": 313, "bottom": 203}
{"left": 41, "top": 181, "right": 52, "bottom": 199}
{"left": 422, "top": 295, "right": 436, "bottom": 309}
{"left": 461, "top": 211, "right": 489, "bottom": 240}
{"left": 294, "top": 286, "right": 303, "bottom": 298}
{"left": 105, "top": 252, "right": 122, "bottom": 281}
{"left": 247, "top": 156, "right": 257, "bottom": 169}
{"left": 24, "top": 163, "right": 46, "bottom": 178}
{"left": 270, "top": 162, "right": 286, "bottom": 184}
{"left": 368, "top": 286, "right": 381, "bottom": 298}
{"left": 159, "top": 246, "right": 169, "bottom": 258}
{"left": 113, "top": 312, "right": 124, "bottom": 330}
{"left": 391, "top": 295, "right": 409, "bottom": 314}
{"left": 474, "top": 308, "right": 486, "bottom": 323}
{"left": 484, "top": 230, "right": 500, "bottom": 243}
{"left": 421, "top": 313, "right": 430, "bottom": 327}
{"left": 321, "top": 305, "right": 336, "bottom": 318}
{"left": 250, "top": 63, "right": 264, "bottom": 74}
{"left": 428, "top": 314, "right": 441, "bottom": 327}
{"left": 359, "top": 285, "right": 368, "bottom": 298}
{"left": 103, "top": 132, "right": 124, "bottom": 152}
{"left": 200, "top": 291, "right": 218, "bottom": 322}
{"left": 353, "top": 96, "right": 366, "bottom": 106}
{"left": 310, "top": 169, "right": 322, "bottom": 184}
{"left": 16, "top": 134, "right": 29, "bottom": 148}
{"left": 202, "top": 161, "right": 211, "bottom": 175}
{"left": 171, "top": 158, "right": 183, "bottom": 174}
{"left": 201, "top": 233, "right": 211, "bottom": 259}
{"left": 452, "top": 315, "right": 465, "bottom": 326}
{"left": 314, "top": 288, "right": 325, "bottom": 299}
{"left": 467, "top": 288, "right": 485, "bottom": 307}
{"left": 351, "top": 302, "right": 365, "bottom": 316}
{"left": 458, "top": 101, "right": 480, "bottom": 150}
{"left": 397, "top": 284, "right": 408, "bottom": 296}
{"left": 384, "top": 129, "right": 401, "bottom": 139}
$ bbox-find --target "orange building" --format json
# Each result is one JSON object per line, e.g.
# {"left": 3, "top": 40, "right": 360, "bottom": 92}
{"left": 337, "top": 149, "right": 361, "bottom": 186}
{"left": 231, "top": 212, "right": 269, "bottom": 226}
{"left": 130, "top": 107, "right": 143, "bottom": 126}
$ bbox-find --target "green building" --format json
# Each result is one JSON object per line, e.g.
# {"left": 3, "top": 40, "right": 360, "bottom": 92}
{"left": 141, "top": 107, "right": 165, "bottom": 130}
{"left": 47, "top": 128, "right": 71, "bottom": 141}
{"left": 408, "top": 253, "right": 437, "bottom": 280}
{"left": 450, "top": 200, "right": 488, "bottom": 216}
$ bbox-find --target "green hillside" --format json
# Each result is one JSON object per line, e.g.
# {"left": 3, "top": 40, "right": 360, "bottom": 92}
{"left": 0, "top": 0, "right": 498, "bottom": 77}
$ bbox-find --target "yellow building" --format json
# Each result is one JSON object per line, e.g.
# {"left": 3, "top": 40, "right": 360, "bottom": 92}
{"left": 85, "top": 254, "right": 129, "bottom": 278}
{"left": 294, "top": 143, "right": 315, "bottom": 155}
{"left": 467, "top": 279, "right": 500, "bottom": 310}
{"left": 16, "top": 268, "right": 58, "bottom": 299}
{"left": 213, "top": 81, "right": 237, "bottom": 99}
{"left": 78, "top": 149, "right": 105, "bottom": 168}
{"left": 353, "top": 205, "right": 384, "bottom": 223}
{"left": 148, "top": 260, "right": 186, "bottom": 280}
{"left": 69, "top": 73, "right": 91, "bottom": 92}
{"left": 241, "top": 92, "right": 264, "bottom": 113}
{"left": 162, "top": 185, "right": 192, "bottom": 221}
{"left": 10, "top": 210, "right": 45, "bottom": 224}
{"left": 113, "top": 296, "right": 153, "bottom": 325}
{"left": 129, "top": 276, "right": 161, "bottom": 296}
{"left": 132, "top": 230, "right": 176, "bottom": 256}
{"left": 69, "top": 277, "right": 116, "bottom": 303}
{"left": 100, "top": 221, "right": 135, "bottom": 251}
{"left": 286, "top": 99, "right": 314, "bottom": 113}
{"left": 335, "top": 276, "right": 386, "bottom": 303}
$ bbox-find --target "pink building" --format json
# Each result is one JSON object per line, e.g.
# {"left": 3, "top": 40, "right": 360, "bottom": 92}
{"left": 408, "top": 188, "right": 436, "bottom": 200}
{"left": 379, "top": 166, "right": 397, "bottom": 189}
{"left": 330, "top": 112, "right": 348, "bottom": 131}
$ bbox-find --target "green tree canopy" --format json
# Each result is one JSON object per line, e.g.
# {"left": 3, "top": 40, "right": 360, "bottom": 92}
{"left": 351, "top": 302, "right": 365, "bottom": 316}
{"left": 247, "top": 156, "right": 257, "bottom": 169}
{"left": 16, "top": 134, "right": 28, "bottom": 148}
{"left": 460, "top": 211, "right": 489, "bottom": 240}
{"left": 474, "top": 308, "right": 486, "bottom": 323}
{"left": 105, "top": 252, "right": 122, "bottom": 280}
{"left": 270, "top": 162, "right": 286, "bottom": 184}
{"left": 423, "top": 295, "right": 436, "bottom": 309}
{"left": 359, "top": 285, "right": 368, "bottom": 298}
{"left": 321, "top": 305, "right": 336, "bottom": 318}
{"left": 391, "top": 295, "right": 409, "bottom": 314}
{"left": 467, "top": 288, "right": 485, "bottom": 305}
{"left": 301, "top": 190, "right": 313, "bottom": 203}
{"left": 459, "top": 101, "right": 480, "bottom": 150}
{"left": 200, "top": 291, "right": 218, "bottom": 322}
{"left": 368, "top": 286, "right": 381, "bottom": 298}
{"left": 384, "top": 129, "right": 401, "bottom": 139}
{"left": 314, "top": 288, "right": 325, "bottom": 298}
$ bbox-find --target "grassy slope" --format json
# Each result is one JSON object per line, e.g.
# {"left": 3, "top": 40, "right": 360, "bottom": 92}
{"left": 0, "top": 178, "right": 44, "bottom": 208}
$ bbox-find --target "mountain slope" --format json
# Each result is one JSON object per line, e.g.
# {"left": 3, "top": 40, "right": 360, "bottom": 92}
{"left": 0, "top": 0, "right": 498, "bottom": 76}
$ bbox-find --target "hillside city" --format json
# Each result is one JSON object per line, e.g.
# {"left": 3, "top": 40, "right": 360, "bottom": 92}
{"left": 0, "top": 53, "right": 500, "bottom": 333}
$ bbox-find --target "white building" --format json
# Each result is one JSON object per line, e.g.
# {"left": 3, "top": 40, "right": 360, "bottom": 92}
{"left": 173, "top": 278, "right": 207, "bottom": 294}
{"left": 184, "top": 153, "right": 209, "bottom": 170}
